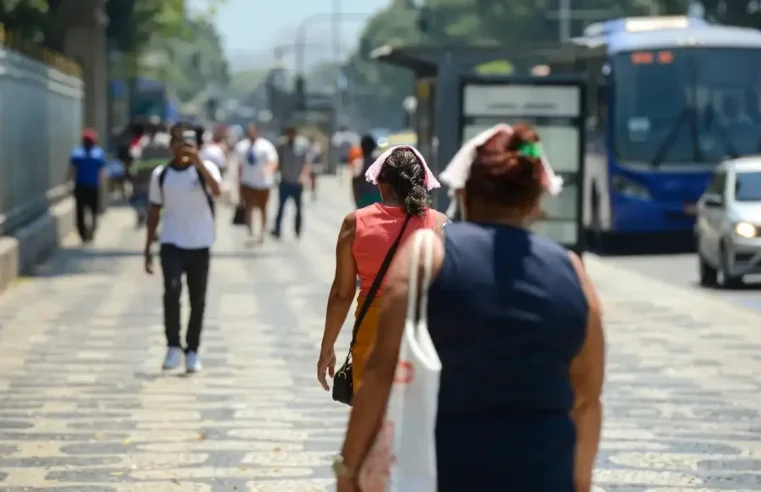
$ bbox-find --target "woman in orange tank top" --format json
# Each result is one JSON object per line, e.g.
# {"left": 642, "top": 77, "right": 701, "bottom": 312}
{"left": 318, "top": 146, "right": 448, "bottom": 392}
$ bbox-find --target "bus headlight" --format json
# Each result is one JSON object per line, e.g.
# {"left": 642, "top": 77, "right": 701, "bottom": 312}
{"left": 611, "top": 175, "right": 650, "bottom": 200}
{"left": 734, "top": 222, "right": 757, "bottom": 238}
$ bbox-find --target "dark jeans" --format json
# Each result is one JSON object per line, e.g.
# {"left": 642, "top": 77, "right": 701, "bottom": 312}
{"left": 160, "top": 244, "right": 210, "bottom": 352}
{"left": 273, "top": 181, "right": 303, "bottom": 236}
{"left": 74, "top": 185, "right": 99, "bottom": 241}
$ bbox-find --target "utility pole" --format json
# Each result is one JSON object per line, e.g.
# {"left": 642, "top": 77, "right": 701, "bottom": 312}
{"left": 546, "top": 4, "right": 619, "bottom": 41}
{"left": 333, "top": 0, "right": 341, "bottom": 60}
{"left": 559, "top": 0, "right": 571, "bottom": 42}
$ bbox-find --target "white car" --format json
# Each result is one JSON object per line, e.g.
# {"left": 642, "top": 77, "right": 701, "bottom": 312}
{"left": 696, "top": 156, "right": 761, "bottom": 288}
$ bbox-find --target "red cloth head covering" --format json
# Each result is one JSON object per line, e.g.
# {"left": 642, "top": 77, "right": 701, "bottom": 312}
{"left": 82, "top": 128, "right": 98, "bottom": 145}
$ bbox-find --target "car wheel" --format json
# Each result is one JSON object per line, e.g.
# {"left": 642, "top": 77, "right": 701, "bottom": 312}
{"left": 719, "top": 242, "right": 743, "bottom": 289}
{"left": 698, "top": 248, "right": 718, "bottom": 287}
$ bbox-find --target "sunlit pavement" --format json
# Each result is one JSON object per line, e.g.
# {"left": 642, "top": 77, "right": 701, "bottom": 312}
{"left": 0, "top": 176, "right": 760, "bottom": 491}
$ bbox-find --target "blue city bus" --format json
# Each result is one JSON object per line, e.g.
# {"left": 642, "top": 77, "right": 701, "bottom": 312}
{"left": 551, "top": 16, "right": 761, "bottom": 247}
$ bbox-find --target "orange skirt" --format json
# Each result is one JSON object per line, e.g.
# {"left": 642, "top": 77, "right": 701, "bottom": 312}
{"left": 350, "top": 295, "right": 381, "bottom": 390}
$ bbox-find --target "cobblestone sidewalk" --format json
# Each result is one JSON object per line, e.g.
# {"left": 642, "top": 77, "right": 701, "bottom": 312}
{"left": 0, "top": 177, "right": 759, "bottom": 491}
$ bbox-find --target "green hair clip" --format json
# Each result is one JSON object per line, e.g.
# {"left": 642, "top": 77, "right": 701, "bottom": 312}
{"left": 517, "top": 142, "right": 542, "bottom": 159}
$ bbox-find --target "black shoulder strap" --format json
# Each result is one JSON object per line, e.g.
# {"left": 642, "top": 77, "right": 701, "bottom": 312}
{"left": 195, "top": 166, "right": 216, "bottom": 217}
{"left": 158, "top": 165, "right": 169, "bottom": 204}
{"left": 348, "top": 214, "right": 412, "bottom": 351}
{"left": 159, "top": 163, "right": 215, "bottom": 217}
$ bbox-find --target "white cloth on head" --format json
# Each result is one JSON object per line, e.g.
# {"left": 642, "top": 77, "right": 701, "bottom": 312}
{"left": 364, "top": 145, "right": 440, "bottom": 191}
{"left": 438, "top": 123, "right": 563, "bottom": 196}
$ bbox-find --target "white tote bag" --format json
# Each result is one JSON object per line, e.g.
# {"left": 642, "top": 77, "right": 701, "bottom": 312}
{"left": 358, "top": 230, "right": 442, "bottom": 492}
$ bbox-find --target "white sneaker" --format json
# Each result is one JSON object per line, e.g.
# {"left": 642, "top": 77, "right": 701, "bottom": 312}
{"left": 185, "top": 351, "right": 202, "bottom": 373}
{"left": 162, "top": 347, "right": 183, "bottom": 370}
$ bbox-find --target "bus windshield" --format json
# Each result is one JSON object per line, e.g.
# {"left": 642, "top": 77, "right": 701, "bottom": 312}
{"left": 613, "top": 48, "right": 761, "bottom": 164}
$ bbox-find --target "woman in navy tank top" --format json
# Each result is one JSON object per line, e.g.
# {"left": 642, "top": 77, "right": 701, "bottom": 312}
{"left": 335, "top": 123, "right": 605, "bottom": 492}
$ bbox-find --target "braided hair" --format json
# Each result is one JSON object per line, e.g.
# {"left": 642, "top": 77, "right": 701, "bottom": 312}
{"left": 377, "top": 148, "right": 431, "bottom": 216}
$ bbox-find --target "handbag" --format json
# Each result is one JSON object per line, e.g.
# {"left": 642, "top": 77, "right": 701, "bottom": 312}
{"left": 232, "top": 203, "right": 246, "bottom": 225}
{"left": 332, "top": 214, "right": 412, "bottom": 406}
{"left": 358, "top": 229, "right": 441, "bottom": 491}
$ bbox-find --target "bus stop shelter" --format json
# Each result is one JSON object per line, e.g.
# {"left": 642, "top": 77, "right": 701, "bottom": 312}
{"left": 371, "top": 43, "right": 587, "bottom": 254}
{"left": 370, "top": 42, "right": 570, "bottom": 208}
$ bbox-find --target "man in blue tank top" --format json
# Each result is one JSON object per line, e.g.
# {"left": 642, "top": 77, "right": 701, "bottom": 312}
{"left": 70, "top": 129, "right": 106, "bottom": 243}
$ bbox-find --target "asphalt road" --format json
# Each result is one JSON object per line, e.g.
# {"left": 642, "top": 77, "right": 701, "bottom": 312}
{"left": 599, "top": 253, "right": 761, "bottom": 313}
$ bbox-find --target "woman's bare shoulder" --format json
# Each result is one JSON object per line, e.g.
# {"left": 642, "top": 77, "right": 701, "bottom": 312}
{"left": 342, "top": 211, "right": 357, "bottom": 227}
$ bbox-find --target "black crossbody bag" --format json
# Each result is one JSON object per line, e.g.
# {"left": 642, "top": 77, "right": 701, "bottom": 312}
{"left": 332, "top": 214, "right": 412, "bottom": 406}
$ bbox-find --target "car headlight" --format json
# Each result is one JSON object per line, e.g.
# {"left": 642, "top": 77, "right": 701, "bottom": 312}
{"left": 734, "top": 222, "right": 757, "bottom": 238}
{"left": 611, "top": 175, "right": 650, "bottom": 199}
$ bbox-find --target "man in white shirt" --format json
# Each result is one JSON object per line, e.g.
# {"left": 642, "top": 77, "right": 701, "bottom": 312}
{"left": 235, "top": 123, "right": 278, "bottom": 244}
{"left": 143, "top": 122, "right": 223, "bottom": 373}
{"left": 201, "top": 128, "right": 229, "bottom": 176}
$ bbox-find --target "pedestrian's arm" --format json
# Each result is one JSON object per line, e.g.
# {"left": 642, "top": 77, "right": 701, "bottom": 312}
{"left": 192, "top": 156, "right": 223, "bottom": 197}
{"left": 145, "top": 170, "right": 162, "bottom": 253}
{"left": 266, "top": 143, "right": 279, "bottom": 175}
{"left": 320, "top": 213, "right": 358, "bottom": 353}
{"left": 97, "top": 153, "right": 107, "bottom": 185}
{"left": 271, "top": 146, "right": 283, "bottom": 174}
{"left": 339, "top": 230, "right": 445, "bottom": 478}
{"left": 68, "top": 154, "right": 76, "bottom": 182}
{"left": 568, "top": 252, "right": 605, "bottom": 492}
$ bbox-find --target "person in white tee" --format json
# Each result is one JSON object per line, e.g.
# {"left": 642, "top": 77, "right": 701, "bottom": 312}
{"left": 143, "top": 122, "right": 223, "bottom": 374}
{"left": 201, "top": 136, "right": 228, "bottom": 176}
{"left": 234, "top": 123, "right": 278, "bottom": 245}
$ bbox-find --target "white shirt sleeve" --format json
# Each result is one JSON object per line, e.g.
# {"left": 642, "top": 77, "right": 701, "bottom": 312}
{"left": 202, "top": 160, "right": 223, "bottom": 184}
{"left": 234, "top": 140, "right": 250, "bottom": 163}
{"left": 202, "top": 146, "right": 227, "bottom": 169}
{"left": 264, "top": 140, "right": 278, "bottom": 163}
{"left": 148, "top": 166, "right": 164, "bottom": 206}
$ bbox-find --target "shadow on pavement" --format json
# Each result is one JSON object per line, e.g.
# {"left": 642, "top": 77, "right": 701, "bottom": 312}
{"left": 26, "top": 246, "right": 287, "bottom": 278}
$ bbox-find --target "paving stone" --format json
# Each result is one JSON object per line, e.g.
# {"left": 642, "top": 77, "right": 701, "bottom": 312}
{"left": 0, "top": 178, "right": 759, "bottom": 490}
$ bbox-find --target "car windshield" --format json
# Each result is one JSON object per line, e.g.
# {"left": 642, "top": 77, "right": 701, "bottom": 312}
{"left": 735, "top": 170, "right": 761, "bottom": 201}
{"left": 613, "top": 48, "right": 761, "bottom": 164}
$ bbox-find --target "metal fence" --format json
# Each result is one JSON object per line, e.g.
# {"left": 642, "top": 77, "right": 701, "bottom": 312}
{"left": 0, "top": 31, "right": 84, "bottom": 235}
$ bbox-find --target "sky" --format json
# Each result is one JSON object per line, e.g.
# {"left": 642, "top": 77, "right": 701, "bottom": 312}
{"left": 189, "top": 0, "right": 390, "bottom": 71}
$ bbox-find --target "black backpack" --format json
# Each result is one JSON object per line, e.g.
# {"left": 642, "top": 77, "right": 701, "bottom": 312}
{"left": 158, "top": 164, "right": 215, "bottom": 217}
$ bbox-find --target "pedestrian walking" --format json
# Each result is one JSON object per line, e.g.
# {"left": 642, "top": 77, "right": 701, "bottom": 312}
{"left": 234, "top": 123, "right": 278, "bottom": 245}
{"left": 201, "top": 128, "right": 229, "bottom": 177}
{"left": 351, "top": 135, "right": 383, "bottom": 209}
{"left": 317, "top": 145, "right": 447, "bottom": 396}
{"left": 271, "top": 126, "right": 310, "bottom": 239}
{"left": 335, "top": 123, "right": 604, "bottom": 492}
{"left": 143, "top": 122, "right": 223, "bottom": 373}
{"left": 306, "top": 135, "right": 324, "bottom": 201}
{"left": 131, "top": 120, "right": 172, "bottom": 227}
{"left": 70, "top": 128, "right": 106, "bottom": 244}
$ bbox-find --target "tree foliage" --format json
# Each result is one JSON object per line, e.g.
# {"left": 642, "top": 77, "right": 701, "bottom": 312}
{"left": 700, "top": 0, "right": 761, "bottom": 27}
{"left": 160, "top": 18, "right": 230, "bottom": 102}
{"left": 0, "top": 0, "right": 64, "bottom": 49}
{"left": 0, "top": 0, "right": 230, "bottom": 103}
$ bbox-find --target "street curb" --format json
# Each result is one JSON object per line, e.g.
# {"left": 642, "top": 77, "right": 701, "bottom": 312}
{"left": 0, "top": 197, "right": 75, "bottom": 294}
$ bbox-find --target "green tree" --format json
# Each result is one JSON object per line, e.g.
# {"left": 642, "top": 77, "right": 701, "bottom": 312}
{"left": 161, "top": 18, "right": 230, "bottom": 102}
{"left": 699, "top": 1, "right": 761, "bottom": 27}
{"left": 344, "top": 0, "right": 420, "bottom": 128}
{"left": 0, "top": 0, "right": 65, "bottom": 49}
{"left": 107, "top": 0, "right": 225, "bottom": 55}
